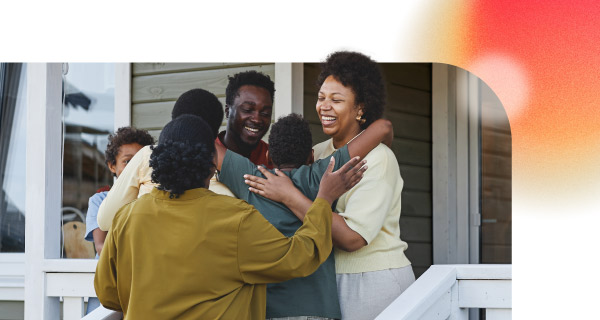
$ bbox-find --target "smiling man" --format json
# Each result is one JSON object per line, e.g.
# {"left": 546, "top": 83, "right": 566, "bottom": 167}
{"left": 216, "top": 71, "right": 274, "bottom": 168}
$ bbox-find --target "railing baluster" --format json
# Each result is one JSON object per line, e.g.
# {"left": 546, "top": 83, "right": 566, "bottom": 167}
{"left": 486, "top": 308, "right": 512, "bottom": 320}
{"left": 63, "top": 296, "right": 84, "bottom": 320}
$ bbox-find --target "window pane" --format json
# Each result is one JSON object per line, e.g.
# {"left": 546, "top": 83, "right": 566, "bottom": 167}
{"left": 0, "top": 64, "right": 27, "bottom": 253}
{"left": 480, "top": 80, "right": 512, "bottom": 264}
{"left": 62, "top": 63, "right": 114, "bottom": 259}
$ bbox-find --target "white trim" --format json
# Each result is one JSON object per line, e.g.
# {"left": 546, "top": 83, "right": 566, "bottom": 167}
{"left": 63, "top": 297, "right": 84, "bottom": 320}
{"left": 486, "top": 308, "right": 512, "bottom": 320}
{"left": 432, "top": 63, "right": 451, "bottom": 264}
{"left": 114, "top": 63, "right": 131, "bottom": 129}
{"left": 82, "top": 305, "right": 123, "bottom": 320}
{"left": 46, "top": 273, "right": 96, "bottom": 297}
{"left": 456, "top": 68, "right": 470, "bottom": 263}
{"left": 274, "top": 63, "right": 304, "bottom": 121}
{"left": 432, "top": 65, "right": 480, "bottom": 265}
{"left": 458, "top": 280, "right": 512, "bottom": 308}
{"left": 0, "top": 253, "right": 25, "bottom": 301}
{"left": 291, "top": 63, "right": 304, "bottom": 115}
{"left": 24, "top": 63, "right": 63, "bottom": 319}
{"left": 42, "top": 258, "right": 97, "bottom": 273}
{"left": 468, "top": 72, "right": 481, "bottom": 264}
{"left": 377, "top": 264, "right": 512, "bottom": 319}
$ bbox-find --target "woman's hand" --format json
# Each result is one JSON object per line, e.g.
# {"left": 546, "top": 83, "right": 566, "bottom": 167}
{"left": 244, "top": 167, "right": 297, "bottom": 204}
{"left": 316, "top": 156, "right": 367, "bottom": 205}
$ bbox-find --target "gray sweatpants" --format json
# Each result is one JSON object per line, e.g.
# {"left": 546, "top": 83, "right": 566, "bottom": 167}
{"left": 336, "top": 266, "right": 415, "bottom": 320}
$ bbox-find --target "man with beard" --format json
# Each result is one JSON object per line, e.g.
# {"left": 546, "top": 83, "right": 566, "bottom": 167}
{"left": 217, "top": 70, "right": 275, "bottom": 168}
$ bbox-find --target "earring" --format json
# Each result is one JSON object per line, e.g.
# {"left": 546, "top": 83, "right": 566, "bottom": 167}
{"left": 356, "top": 115, "right": 366, "bottom": 124}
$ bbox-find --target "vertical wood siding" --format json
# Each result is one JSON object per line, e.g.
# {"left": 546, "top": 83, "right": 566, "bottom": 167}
{"left": 303, "top": 63, "right": 433, "bottom": 278}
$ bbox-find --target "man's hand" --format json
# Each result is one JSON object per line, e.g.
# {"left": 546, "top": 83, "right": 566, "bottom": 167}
{"left": 317, "top": 156, "right": 367, "bottom": 205}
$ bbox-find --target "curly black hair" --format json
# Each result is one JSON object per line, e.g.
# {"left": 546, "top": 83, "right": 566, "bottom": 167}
{"left": 150, "top": 115, "right": 216, "bottom": 198}
{"left": 225, "top": 70, "right": 275, "bottom": 106}
{"left": 171, "top": 88, "right": 224, "bottom": 137}
{"left": 105, "top": 127, "right": 155, "bottom": 175}
{"left": 268, "top": 113, "right": 312, "bottom": 168}
{"left": 317, "top": 51, "right": 386, "bottom": 129}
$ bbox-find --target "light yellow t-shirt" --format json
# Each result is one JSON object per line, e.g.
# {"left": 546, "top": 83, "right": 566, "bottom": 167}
{"left": 97, "top": 145, "right": 234, "bottom": 231}
{"left": 313, "top": 139, "right": 411, "bottom": 273}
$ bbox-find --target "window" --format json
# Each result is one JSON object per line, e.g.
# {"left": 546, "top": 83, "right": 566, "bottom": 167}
{"left": 0, "top": 63, "right": 27, "bottom": 253}
{"left": 61, "top": 63, "right": 115, "bottom": 258}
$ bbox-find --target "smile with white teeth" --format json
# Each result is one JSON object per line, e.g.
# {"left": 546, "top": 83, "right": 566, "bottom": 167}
{"left": 244, "top": 126, "right": 259, "bottom": 133}
{"left": 321, "top": 116, "right": 336, "bottom": 121}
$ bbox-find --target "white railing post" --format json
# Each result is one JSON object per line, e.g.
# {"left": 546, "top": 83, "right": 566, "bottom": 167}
{"left": 486, "top": 308, "right": 512, "bottom": 320}
{"left": 24, "top": 63, "right": 63, "bottom": 320}
{"left": 63, "top": 297, "right": 85, "bottom": 320}
{"left": 82, "top": 306, "right": 122, "bottom": 320}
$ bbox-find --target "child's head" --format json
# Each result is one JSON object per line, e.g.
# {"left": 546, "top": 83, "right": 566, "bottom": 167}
{"left": 267, "top": 113, "right": 313, "bottom": 169}
{"left": 105, "top": 127, "right": 155, "bottom": 178}
{"left": 150, "top": 115, "right": 216, "bottom": 198}
{"left": 171, "top": 88, "right": 224, "bottom": 137}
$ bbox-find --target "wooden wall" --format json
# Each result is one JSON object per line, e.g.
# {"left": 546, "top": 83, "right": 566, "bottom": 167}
{"left": 480, "top": 81, "right": 512, "bottom": 263}
{"left": 130, "top": 63, "right": 275, "bottom": 139}
{"left": 303, "top": 63, "right": 433, "bottom": 278}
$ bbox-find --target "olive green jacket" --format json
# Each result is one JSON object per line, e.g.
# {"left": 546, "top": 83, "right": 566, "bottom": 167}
{"left": 95, "top": 188, "right": 332, "bottom": 319}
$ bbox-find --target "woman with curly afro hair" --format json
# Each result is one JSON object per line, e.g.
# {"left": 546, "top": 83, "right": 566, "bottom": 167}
{"left": 94, "top": 114, "right": 358, "bottom": 319}
{"left": 243, "top": 51, "right": 415, "bottom": 319}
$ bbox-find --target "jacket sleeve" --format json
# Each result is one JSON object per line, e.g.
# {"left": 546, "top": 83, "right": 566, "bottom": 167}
{"left": 237, "top": 198, "right": 333, "bottom": 284}
{"left": 93, "top": 228, "right": 122, "bottom": 311}
{"left": 97, "top": 146, "right": 152, "bottom": 231}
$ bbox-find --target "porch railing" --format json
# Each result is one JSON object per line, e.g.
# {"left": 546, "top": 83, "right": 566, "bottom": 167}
{"left": 376, "top": 264, "right": 512, "bottom": 319}
{"left": 44, "top": 261, "right": 509, "bottom": 320}
{"left": 42, "top": 259, "right": 122, "bottom": 320}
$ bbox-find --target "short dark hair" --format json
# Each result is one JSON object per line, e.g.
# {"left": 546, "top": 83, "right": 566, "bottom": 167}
{"left": 317, "top": 51, "right": 385, "bottom": 129}
{"left": 171, "top": 88, "right": 224, "bottom": 137}
{"left": 268, "top": 114, "right": 312, "bottom": 168}
{"left": 225, "top": 70, "right": 275, "bottom": 106}
{"left": 105, "top": 126, "right": 155, "bottom": 169}
{"left": 150, "top": 115, "right": 215, "bottom": 198}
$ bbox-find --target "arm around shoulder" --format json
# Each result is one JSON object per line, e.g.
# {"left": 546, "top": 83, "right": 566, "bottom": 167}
{"left": 97, "top": 147, "right": 150, "bottom": 231}
{"left": 237, "top": 198, "right": 333, "bottom": 284}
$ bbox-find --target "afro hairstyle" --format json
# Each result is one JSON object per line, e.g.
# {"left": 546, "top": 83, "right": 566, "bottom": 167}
{"left": 225, "top": 70, "right": 275, "bottom": 106}
{"left": 171, "top": 88, "right": 224, "bottom": 137}
{"left": 268, "top": 113, "right": 313, "bottom": 168}
{"left": 105, "top": 126, "right": 155, "bottom": 176}
{"left": 150, "top": 115, "right": 216, "bottom": 198}
{"left": 317, "top": 51, "right": 386, "bottom": 129}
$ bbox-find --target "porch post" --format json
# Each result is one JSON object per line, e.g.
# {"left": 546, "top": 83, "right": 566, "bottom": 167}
{"left": 24, "top": 63, "right": 63, "bottom": 319}
{"left": 274, "top": 63, "right": 304, "bottom": 120}
{"left": 432, "top": 64, "right": 472, "bottom": 265}
{"left": 432, "top": 63, "right": 454, "bottom": 264}
{"left": 114, "top": 63, "right": 131, "bottom": 129}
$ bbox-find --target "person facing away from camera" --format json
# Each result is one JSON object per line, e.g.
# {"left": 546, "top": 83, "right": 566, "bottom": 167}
{"left": 215, "top": 113, "right": 393, "bottom": 320}
{"left": 96, "top": 71, "right": 276, "bottom": 231}
{"left": 96, "top": 88, "right": 235, "bottom": 231}
{"left": 94, "top": 114, "right": 361, "bottom": 319}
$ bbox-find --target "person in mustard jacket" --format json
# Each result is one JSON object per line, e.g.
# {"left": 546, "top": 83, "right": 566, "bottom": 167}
{"left": 94, "top": 114, "right": 365, "bottom": 319}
